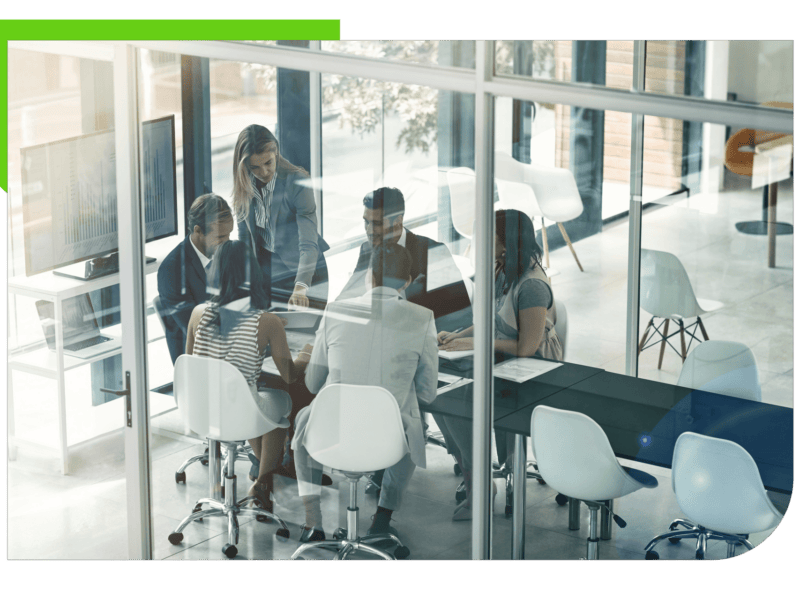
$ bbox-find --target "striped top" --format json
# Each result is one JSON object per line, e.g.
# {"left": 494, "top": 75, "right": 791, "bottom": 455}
{"left": 193, "top": 304, "right": 267, "bottom": 386}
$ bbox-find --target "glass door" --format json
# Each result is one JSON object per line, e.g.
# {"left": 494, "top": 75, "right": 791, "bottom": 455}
{"left": 6, "top": 42, "right": 153, "bottom": 559}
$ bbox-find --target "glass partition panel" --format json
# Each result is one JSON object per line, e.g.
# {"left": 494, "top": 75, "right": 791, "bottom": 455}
{"left": 321, "top": 40, "right": 473, "bottom": 69}
{"left": 637, "top": 113, "right": 793, "bottom": 411}
{"left": 7, "top": 45, "right": 131, "bottom": 559}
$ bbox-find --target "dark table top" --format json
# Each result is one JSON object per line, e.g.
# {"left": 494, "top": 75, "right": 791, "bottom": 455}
{"left": 427, "top": 359, "right": 603, "bottom": 423}
{"left": 494, "top": 370, "right": 793, "bottom": 494}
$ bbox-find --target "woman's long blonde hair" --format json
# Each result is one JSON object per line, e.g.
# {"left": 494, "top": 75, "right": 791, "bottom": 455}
{"left": 231, "top": 124, "right": 308, "bottom": 221}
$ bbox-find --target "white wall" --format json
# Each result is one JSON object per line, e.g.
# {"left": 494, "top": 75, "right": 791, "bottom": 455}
{"left": 727, "top": 40, "right": 793, "bottom": 104}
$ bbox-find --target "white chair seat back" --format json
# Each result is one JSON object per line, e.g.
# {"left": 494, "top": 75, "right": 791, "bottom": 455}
{"left": 531, "top": 405, "right": 648, "bottom": 501}
{"left": 495, "top": 178, "right": 542, "bottom": 217}
{"left": 524, "top": 163, "right": 584, "bottom": 222}
{"left": 553, "top": 299, "right": 568, "bottom": 359}
{"left": 677, "top": 341, "right": 761, "bottom": 402}
{"left": 304, "top": 384, "right": 409, "bottom": 473}
{"left": 446, "top": 167, "right": 476, "bottom": 239}
{"left": 640, "top": 249, "right": 704, "bottom": 319}
{"left": 672, "top": 432, "right": 782, "bottom": 534}
{"left": 174, "top": 355, "right": 288, "bottom": 442}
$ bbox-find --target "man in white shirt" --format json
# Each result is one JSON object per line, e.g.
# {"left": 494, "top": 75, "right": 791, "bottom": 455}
{"left": 292, "top": 242, "right": 439, "bottom": 547}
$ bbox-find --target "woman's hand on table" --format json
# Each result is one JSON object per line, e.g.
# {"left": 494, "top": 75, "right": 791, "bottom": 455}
{"left": 438, "top": 337, "right": 474, "bottom": 352}
{"left": 288, "top": 285, "right": 309, "bottom": 310}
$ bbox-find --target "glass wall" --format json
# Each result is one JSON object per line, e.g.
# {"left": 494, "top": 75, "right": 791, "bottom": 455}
{"left": 7, "top": 39, "right": 792, "bottom": 562}
{"left": 7, "top": 45, "right": 132, "bottom": 558}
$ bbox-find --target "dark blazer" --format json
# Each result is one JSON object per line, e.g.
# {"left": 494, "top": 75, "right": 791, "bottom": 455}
{"left": 156, "top": 235, "right": 208, "bottom": 364}
{"left": 238, "top": 170, "right": 330, "bottom": 288}
{"left": 336, "top": 229, "right": 471, "bottom": 321}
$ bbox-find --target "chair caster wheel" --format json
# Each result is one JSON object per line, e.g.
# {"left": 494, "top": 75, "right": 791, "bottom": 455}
{"left": 555, "top": 493, "right": 569, "bottom": 506}
{"left": 333, "top": 528, "right": 346, "bottom": 540}
{"left": 453, "top": 463, "right": 462, "bottom": 477}
{"left": 275, "top": 528, "right": 290, "bottom": 541}
{"left": 669, "top": 537, "right": 681, "bottom": 544}
{"left": 455, "top": 488, "right": 467, "bottom": 504}
{"left": 394, "top": 546, "right": 410, "bottom": 559}
{"left": 192, "top": 503, "right": 203, "bottom": 522}
{"left": 504, "top": 505, "right": 513, "bottom": 517}
{"left": 201, "top": 458, "right": 209, "bottom": 466}
{"left": 645, "top": 550, "right": 659, "bottom": 560}
{"left": 168, "top": 532, "right": 184, "bottom": 545}
{"left": 695, "top": 551, "right": 704, "bottom": 560}
{"left": 175, "top": 471, "right": 186, "bottom": 484}
{"left": 222, "top": 544, "right": 238, "bottom": 559}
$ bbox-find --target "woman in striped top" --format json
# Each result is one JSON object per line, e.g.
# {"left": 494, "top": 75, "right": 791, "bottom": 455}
{"left": 186, "top": 240, "right": 313, "bottom": 513}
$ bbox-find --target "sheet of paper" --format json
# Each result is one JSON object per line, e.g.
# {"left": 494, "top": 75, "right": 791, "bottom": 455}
{"left": 438, "top": 349, "right": 474, "bottom": 360}
{"left": 492, "top": 358, "right": 562, "bottom": 383}
{"left": 436, "top": 377, "right": 473, "bottom": 396}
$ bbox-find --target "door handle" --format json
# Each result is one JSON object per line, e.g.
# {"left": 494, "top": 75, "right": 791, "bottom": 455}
{"left": 100, "top": 371, "right": 132, "bottom": 427}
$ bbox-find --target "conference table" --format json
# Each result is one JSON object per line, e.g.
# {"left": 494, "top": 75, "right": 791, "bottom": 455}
{"left": 261, "top": 327, "right": 792, "bottom": 561}
{"left": 431, "top": 358, "right": 794, "bottom": 560}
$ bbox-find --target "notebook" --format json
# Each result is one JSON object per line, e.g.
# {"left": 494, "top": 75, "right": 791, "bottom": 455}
{"left": 36, "top": 294, "right": 122, "bottom": 359}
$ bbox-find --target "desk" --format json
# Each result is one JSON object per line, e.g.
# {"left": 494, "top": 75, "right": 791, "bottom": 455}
{"left": 7, "top": 260, "right": 163, "bottom": 474}
{"left": 494, "top": 370, "right": 793, "bottom": 559}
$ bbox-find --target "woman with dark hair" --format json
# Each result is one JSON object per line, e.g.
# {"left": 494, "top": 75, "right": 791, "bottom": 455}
{"left": 232, "top": 124, "right": 329, "bottom": 309}
{"left": 435, "top": 209, "right": 563, "bottom": 519}
{"left": 185, "top": 240, "right": 313, "bottom": 514}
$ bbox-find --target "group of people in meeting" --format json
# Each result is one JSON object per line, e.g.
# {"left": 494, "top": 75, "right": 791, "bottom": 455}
{"left": 157, "top": 123, "right": 563, "bottom": 546}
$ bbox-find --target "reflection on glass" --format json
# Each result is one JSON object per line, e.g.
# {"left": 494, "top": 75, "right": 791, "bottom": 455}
{"left": 638, "top": 113, "right": 793, "bottom": 410}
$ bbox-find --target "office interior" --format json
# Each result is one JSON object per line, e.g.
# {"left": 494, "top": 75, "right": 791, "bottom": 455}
{"left": 5, "top": 40, "right": 794, "bottom": 560}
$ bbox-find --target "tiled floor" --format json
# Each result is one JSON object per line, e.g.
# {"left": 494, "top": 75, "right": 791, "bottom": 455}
{"left": 7, "top": 181, "right": 792, "bottom": 560}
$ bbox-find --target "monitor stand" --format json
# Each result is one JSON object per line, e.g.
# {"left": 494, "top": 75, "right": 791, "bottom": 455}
{"left": 53, "top": 252, "right": 156, "bottom": 281}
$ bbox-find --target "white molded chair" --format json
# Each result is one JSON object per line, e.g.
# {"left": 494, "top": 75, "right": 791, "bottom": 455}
{"left": 445, "top": 167, "right": 477, "bottom": 279}
{"left": 644, "top": 432, "right": 782, "bottom": 560}
{"left": 291, "top": 384, "right": 412, "bottom": 560}
{"left": 495, "top": 151, "right": 585, "bottom": 272}
{"left": 167, "top": 355, "right": 292, "bottom": 559}
{"left": 639, "top": 249, "right": 724, "bottom": 369}
{"left": 532, "top": 405, "right": 658, "bottom": 559}
{"left": 152, "top": 295, "right": 254, "bottom": 485}
{"left": 677, "top": 341, "right": 761, "bottom": 402}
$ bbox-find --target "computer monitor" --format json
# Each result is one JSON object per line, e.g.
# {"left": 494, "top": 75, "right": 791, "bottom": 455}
{"left": 20, "top": 115, "right": 178, "bottom": 278}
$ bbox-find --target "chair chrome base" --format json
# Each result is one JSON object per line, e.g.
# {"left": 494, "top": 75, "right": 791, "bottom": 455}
{"left": 168, "top": 441, "right": 289, "bottom": 559}
{"left": 175, "top": 441, "right": 255, "bottom": 484}
{"left": 644, "top": 519, "right": 753, "bottom": 560}
{"left": 292, "top": 474, "right": 409, "bottom": 561}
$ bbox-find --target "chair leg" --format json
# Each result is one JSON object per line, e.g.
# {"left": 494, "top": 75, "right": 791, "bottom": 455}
{"left": 586, "top": 504, "right": 600, "bottom": 560}
{"left": 541, "top": 218, "right": 550, "bottom": 268}
{"left": 695, "top": 532, "right": 707, "bottom": 559}
{"left": 679, "top": 319, "right": 687, "bottom": 362}
{"left": 557, "top": 222, "right": 584, "bottom": 272}
{"left": 638, "top": 318, "right": 653, "bottom": 355}
{"left": 658, "top": 319, "right": 670, "bottom": 369}
{"left": 697, "top": 316, "right": 710, "bottom": 341}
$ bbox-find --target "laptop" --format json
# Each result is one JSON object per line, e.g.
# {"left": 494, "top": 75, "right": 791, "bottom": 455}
{"left": 36, "top": 294, "right": 122, "bottom": 359}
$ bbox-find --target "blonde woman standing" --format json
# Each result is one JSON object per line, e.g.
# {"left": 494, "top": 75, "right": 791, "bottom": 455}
{"left": 232, "top": 124, "right": 329, "bottom": 309}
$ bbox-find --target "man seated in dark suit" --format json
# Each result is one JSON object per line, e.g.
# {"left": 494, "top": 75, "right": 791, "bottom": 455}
{"left": 337, "top": 187, "right": 471, "bottom": 330}
{"left": 157, "top": 193, "right": 233, "bottom": 364}
{"left": 337, "top": 187, "right": 472, "bottom": 492}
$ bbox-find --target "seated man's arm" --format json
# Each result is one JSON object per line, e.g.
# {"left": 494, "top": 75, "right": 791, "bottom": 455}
{"left": 157, "top": 255, "right": 197, "bottom": 335}
{"left": 414, "top": 314, "right": 440, "bottom": 405}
